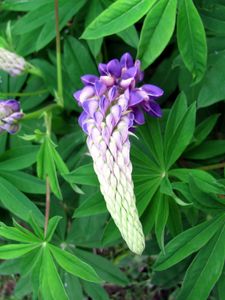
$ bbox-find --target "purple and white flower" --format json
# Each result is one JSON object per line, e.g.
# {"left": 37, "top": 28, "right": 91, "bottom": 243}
{"left": 0, "top": 48, "right": 26, "bottom": 76}
{"left": 74, "top": 53, "right": 163, "bottom": 254}
{"left": 0, "top": 100, "right": 23, "bottom": 134}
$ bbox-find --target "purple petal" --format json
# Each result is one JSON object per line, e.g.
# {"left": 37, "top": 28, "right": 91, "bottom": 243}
{"left": 3, "top": 112, "right": 23, "bottom": 124}
{"left": 100, "top": 75, "right": 115, "bottom": 87}
{"left": 79, "top": 86, "right": 95, "bottom": 103}
{"left": 129, "top": 89, "right": 148, "bottom": 107}
{"left": 4, "top": 100, "right": 20, "bottom": 112}
{"left": 82, "top": 100, "right": 98, "bottom": 117}
{"left": 0, "top": 123, "right": 19, "bottom": 134}
{"left": 134, "top": 60, "right": 144, "bottom": 82}
{"left": 94, "top": 111, "right": 103, "bottom": 125}
{"left": 98, "top": 63, "right": 107, "bottom": 75}
{"left": 78, "top": 111, "right": 88, "bottom": 128}
{"left": 142, "top": 84, "right": 164, "bottom": 97}
{"left": 121, "top": 66, "right": 137, "bottom": 80}
{"left": 120, "top": 53, "right": 133, "bottom": 69}
{"left": 94, "top": 81, "right": 107, "bottom": 97}
{"left": 99, "top": 95, "right": 109, "bottom": 114}
{"left": 118, "top": 94, "right": 128, "bottom": 110}
{"left": 73, "top": 90, "right": 82, "bottom": 103}
{"left": 107, "top": 59, "right": 121, "bottom": 78}
{"left": 132, "top": 107, "right": 145, "bottom": 125}
{"left": 120, "top": 77, "right": 135, "bottom": 89}
{"left": 108, "top": 86, "right": 118, "bottom": 102}
{"left": 146, "top": 101, "right": 162, "bottom": 118}
{"left": 110, "top": 104, "right": 122, "bottom": 125}
{"left": 81, "top": 75, "right": 98, "bottom": 86}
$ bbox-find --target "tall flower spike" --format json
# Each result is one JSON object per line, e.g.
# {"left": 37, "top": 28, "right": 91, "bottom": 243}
{"left": 0, "top": 48, "right": 26, "bottom": 76}
{"left": 74, "top": 53, "right": 163, "bottom": 255}
{"left": 0, "top": 100, "right": 23, "bottom": 134}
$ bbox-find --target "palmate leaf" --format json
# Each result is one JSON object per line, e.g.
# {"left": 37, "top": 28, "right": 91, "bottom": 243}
{"left": 0, "top": 145, "right": 39, "bottom": 171}
{"left": 37, "top": 136, "right": 70, "bottom": 200}
{"left": 0, "top": 177, "right": 44, "bottom": 224}
{"left": 155, "top": 193, "right": 169, "bottom": 253}
{"left": 0, "top": 223, "right": 41, "bottom": 244}
{"left": 0, "top": 244, "right": 39, "bottom": 260}
{"left": 165, "top": 102, "right": 196, "bottom": 169}
{"left": 0, "top": 170, "right": 45, "bottom": 194}
{"left": 74, "top": 249, "right": 129, "bottom": 286}
{"left": 177, "top": 223, "right": 225, "bottom": 300}
{"left": 49, "top": 244, "right": 102, "bottom": 283}
{"left": 41, "top": 245, "right": 69, "bottom": 300}
{"left": 154, "top": 213, "right": 225, "bottom": 271}
{"left": 82, "top": 0, "right": 157, "bottom": 39}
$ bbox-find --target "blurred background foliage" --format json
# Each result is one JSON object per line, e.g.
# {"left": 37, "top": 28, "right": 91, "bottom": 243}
{"left": 0, "top": 0, "right": 225, "bottom": 299}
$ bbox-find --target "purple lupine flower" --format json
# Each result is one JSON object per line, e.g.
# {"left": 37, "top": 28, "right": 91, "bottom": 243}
{"left": 0, "top": 100, "right": 23, "bottom": 134}
{"left": 74, "top": 53, "right": 163, "bottom": 255}
{"left": 0, "top": 48, "right": 26, "bottom": 76}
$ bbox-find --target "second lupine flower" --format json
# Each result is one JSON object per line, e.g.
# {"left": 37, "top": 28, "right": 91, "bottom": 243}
{"left": 74, "top": 53, "right": 163, "bottom": 255}
{"left": 0, "top": 100, "right": 23, "bottom": 134}
{"left": 0, "top": 48, "right": 26, "bottom": 76}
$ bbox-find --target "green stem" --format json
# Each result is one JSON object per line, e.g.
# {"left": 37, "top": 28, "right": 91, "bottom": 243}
{"left": 54, "top": 0, "right": 64, "bottom": 107}
{"left": 198, "top": 162, "right": 225, "bottom": 171}
{"left": 22, "top": 104, "right": 60, "bottom": 120}
{"left": 0, "top": 89, "right": 48, "bottom": 98}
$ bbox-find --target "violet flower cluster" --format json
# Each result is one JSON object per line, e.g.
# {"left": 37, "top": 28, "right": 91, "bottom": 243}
{"left": 0, "top": 100, "right": 23, "bottom": 134}
{"left": 0, "top": 48, "right": 26, "bottom": 76}
{"left": 74, "top": 53, "right": 163, "bottom": 254}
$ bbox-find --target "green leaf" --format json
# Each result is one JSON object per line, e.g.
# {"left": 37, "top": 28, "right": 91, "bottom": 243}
{"left": 49, "top": 244, "right": 102, "bottom": 283}
{"left": 35, "top": 0, "right": 86, "bottom": 51}
{"left": 190, "top": 114, "right": 220, "bottom": 148}
{"left": 82, "top": 281, "right": 110, "bottom": 300}
{"left": 177, "top": 224, "right": 225, "bottom": 300}
{"left": 198, "top": 53, "right": 225, "bottom": 107}
{"left": 117, "top": 25, "right": 139, "bottom": 48}
{"left": 185, "top": 140, "right": 225, "bottom": 160}
{"left": 45, "top": 216, "right": 62, "bottom": 242}
{"left": 177, "top": 0, "right": 207, "bottom": 83}
{"left": 0, "top": 177, "right": 44, "bottom": 224}
{"left": 73, "top": 190, "right": 107, "bottom": 218}
{"left": 74, "top": 249, "right": 129, "bottom": 286}
{"left": 64, "top": 164, "right": 99, "bottom": 187}
{"left": 137, "top": 0, "right": 177, "bottom": 69}
{"left": 0, "top": 146, "right": 39, "bottom": 171}
{"left": 216, "top": 266, "right": 225, "bottom": 300}
{"left": 0, "top": 223, "right": 41, "bottom": 243}
{"left": 164, "top": 92, "right": 188, "bottom": 150}
{"left": 0, "top": 170, "right": 45, "bottom": 194}
{"left": 154, "top": 213, "right": 225, "bottom": 271}
{"left": 155, "top": 194, "right": 169, "bottom": 253}
{"left": 37, "top": 137, "right": 62, "bottom": 199}
{"left": 189, "top": 177, "right": 225, "bottom": 211}
{"left": 82, "top": 0, "right": 156, "bottom": 39}
{"left": 41, "top": 245, "right": 68, "bottom": 300}
{"left": 0, "top": 244, "right": 39, "bottom": 259}
{"left": 165, "top": 102, "right": 196, "bottom": 169}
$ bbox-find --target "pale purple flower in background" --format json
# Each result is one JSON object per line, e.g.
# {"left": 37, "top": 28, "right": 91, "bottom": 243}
{"left": 0, "top": 48, "right": 26, "bottom": 76}
{"left": 74, "top": 53, "right": 163, "bottom": 254}
{"left": 0, "top": 100, "right": 23, "bottom": 134}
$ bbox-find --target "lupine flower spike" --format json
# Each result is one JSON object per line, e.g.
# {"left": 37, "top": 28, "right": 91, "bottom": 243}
{"left": 0, "top": 100, "right": 23, "bottom": 134}
{"left": 74, "top": 53, "right": 163, "bottom": 255}
{"left": 0, "top": 48, "right": 26, "bottom": 76}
